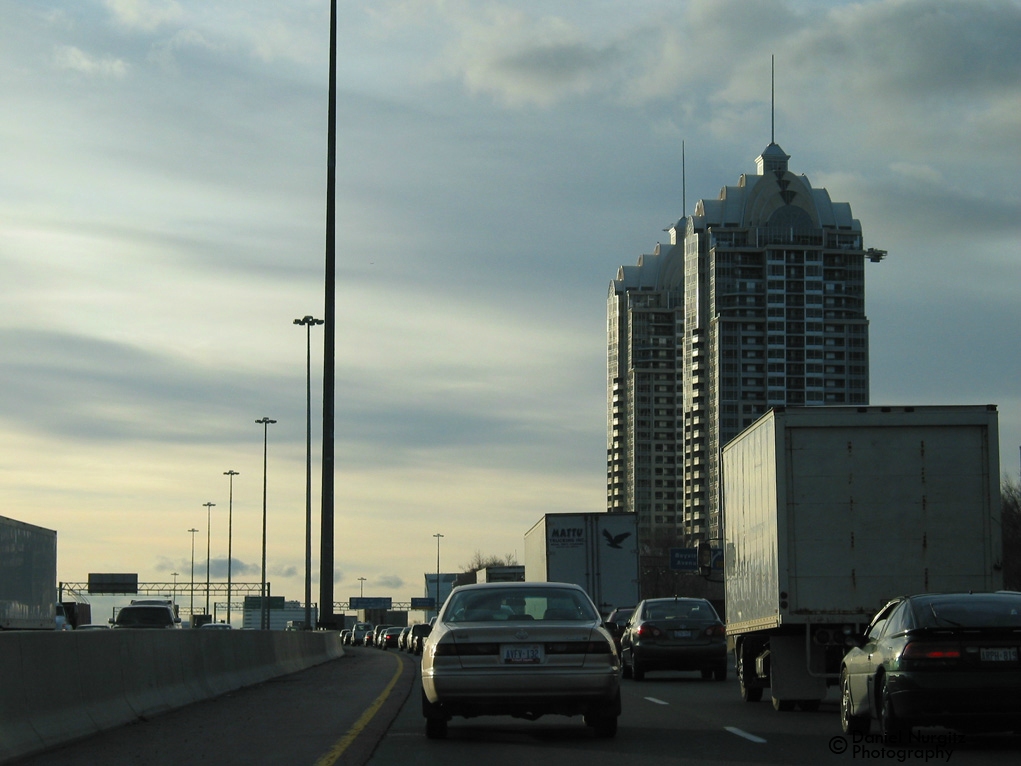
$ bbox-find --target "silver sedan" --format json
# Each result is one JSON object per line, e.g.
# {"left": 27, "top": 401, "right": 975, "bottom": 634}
{"left": 420, "top": 581, "right": 621, "bottom": 739}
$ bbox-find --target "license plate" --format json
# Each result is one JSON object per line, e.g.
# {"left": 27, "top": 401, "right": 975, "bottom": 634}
{"left": 980, "top": 647, "right": 1018, "bottom": 662}
{"left": 673, "top": 630, "right": 692, "bottom": 638}
{"left": 503, "top": 644, "right": 544, "bottom": 664}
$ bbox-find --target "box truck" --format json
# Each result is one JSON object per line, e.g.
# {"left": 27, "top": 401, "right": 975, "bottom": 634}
{"left": 723, "top": 405, "right": 1002, "bottom": 710}
{"left": 525, "top": 512, "right": 639, "bottom": 616}
{"left": 1, "top": 515, "right": 58, "bottom": 630}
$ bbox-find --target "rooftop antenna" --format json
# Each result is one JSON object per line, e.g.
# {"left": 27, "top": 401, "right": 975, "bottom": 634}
{"left": 682, "top": 140, "right": 686, "bottom": 217}
{"left": 771, "top": 54, "right": 775, "bottom": 144}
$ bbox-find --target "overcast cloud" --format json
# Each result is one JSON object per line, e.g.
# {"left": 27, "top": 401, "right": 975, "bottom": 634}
{"left": 2, "top": 0, "right": 1019, "bottom": 608}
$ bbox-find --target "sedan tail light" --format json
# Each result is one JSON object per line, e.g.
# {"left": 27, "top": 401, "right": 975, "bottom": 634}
{"left": 901, "top": 641, "right": 961, "bottom": 667}
{"left": 635, "top": 623, "right": 663, "bottom": 639}
{"left": 703, "top": 624, "right": 726, "bottom": 639}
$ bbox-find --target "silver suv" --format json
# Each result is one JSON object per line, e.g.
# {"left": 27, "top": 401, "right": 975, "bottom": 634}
{"left": 110, "top": 600, "right": 181, "bottom": 629}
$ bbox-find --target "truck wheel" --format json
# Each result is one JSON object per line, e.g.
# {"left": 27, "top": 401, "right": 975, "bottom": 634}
{"left": 740, "top": 682, "right": 763, "bottom": 702}
{"left": 771, "top": 696, "right": 796, "bottom": 712}
{"left": 737, "top": 644, "right": 763, "bottom": 702}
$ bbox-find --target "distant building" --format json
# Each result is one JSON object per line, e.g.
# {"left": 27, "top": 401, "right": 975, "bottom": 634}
{"left": 608, "top": 142, "right": 884, "bottom": 548}
{"left": 424, "top": 572, "right": 457, "bottom": 610}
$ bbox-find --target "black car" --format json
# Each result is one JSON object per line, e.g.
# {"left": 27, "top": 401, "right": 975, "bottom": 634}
{"left": 840, "top": 592, "right": 1021, "bottom": 738}
{"left": 379, "top": 626, "right": 403, "bottom": 649}
{"left": 408, "top": 623, "right": 432, "bottom": 655}
{"left": 620, "top": 597, "right": 727, "bottom": 681}
{"left": 605, "top": 606, "right": 634, "bottom": 652}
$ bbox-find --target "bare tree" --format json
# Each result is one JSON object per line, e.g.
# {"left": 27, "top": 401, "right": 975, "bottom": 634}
{"left": 1003, "top": 478, "right": 1021, "bottom": 591}
{"left": 459, "top": 550, "right": 519, "bottom": 574}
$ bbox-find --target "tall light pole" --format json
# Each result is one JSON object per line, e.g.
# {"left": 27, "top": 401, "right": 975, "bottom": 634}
{"left": 224, "top": 470, "right": 239, "bottom": 626}
{"left": 256, "top": 417, "right": 276, "bottom": 630}
{"left": 358, "top": 576, "right": 366, "bottom": 598}
{"left": 188, "top": 528, "right": 199, "bottom": 618}
{"left": 171, "top": 572, "right": 178, "bottom": 603}
{"left": 321, "top": 0, "right": 338, "bottom": 631}
{"left": 295, "top": 315, "right": 324, "bottom": 629}
{"left": 203, "top": 501, "right": 216, "bottom": 614}
{"left": 433, "top": 533, "right": 444, "bottom": 616}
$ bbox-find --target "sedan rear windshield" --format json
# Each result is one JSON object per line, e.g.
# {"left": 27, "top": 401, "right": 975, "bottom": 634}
{"left": 642, "top": 600, "right": 718, "bottom": 622}
{"left": 115, "top": 607, "right": 174, "bottom": 627}
{"left": 443, "top": 588, "right": 598, "bottom": 623}
{"left": 912, "top": 594, "right": 1021, "bottom": 629}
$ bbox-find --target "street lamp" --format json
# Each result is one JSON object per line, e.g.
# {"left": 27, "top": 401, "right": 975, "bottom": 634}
{"left": 224, "top": 470, "right": 239, "bottom": 626}
{"left": 358, "top": 576, "right": 366, "bottom": 598}
{"left": 294, "top": 315, "right": 324, "bottom": 630}
{"left": 256, "top": 417, "right": 277, "bottom": 630}
{"left": 433, "top": 533, "right": 444, "bottom": 616}
{"left": 188, "top": 528, "right": 199, "bottom": 618}
{"left": 203, "top": 501, "right": 216, "bottom": 614}
{"left": 171, "top": 572, "right": 178, "bottom": 603}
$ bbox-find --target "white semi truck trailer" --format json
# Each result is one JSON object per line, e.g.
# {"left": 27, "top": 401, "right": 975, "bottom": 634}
{"left": 723, "top": 405, "right": 1002, "bottom": 710}
{"left": 525, "top": 512, "right": 639, "bottom": 618}
{"left": 1, "top": 515, "right": 58, "bottom": 630}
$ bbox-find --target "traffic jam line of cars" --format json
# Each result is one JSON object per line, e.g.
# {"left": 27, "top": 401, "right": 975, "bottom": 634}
{"left": 343, "top": 586, "right": 1021, "bottom": 742}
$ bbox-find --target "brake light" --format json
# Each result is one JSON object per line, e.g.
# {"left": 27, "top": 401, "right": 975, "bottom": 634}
{"left": 901, "top": 642, "right": 961, "bottom": 664}
{"left": 636, "top": 623, "right": 663, "bottom": 639}
{"left": 902, "top": 643, "right": 960, "bottom": 659}
{"left": 704, "top": 624, "right": 726, "bottom": 638}
{"left": 432, "top": 642, "right": 459, "bottom": 656}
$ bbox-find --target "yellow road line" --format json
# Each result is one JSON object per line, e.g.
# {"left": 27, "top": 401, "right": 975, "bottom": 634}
{"left": 315, "top": 655, "right": 405, "bottom": 766}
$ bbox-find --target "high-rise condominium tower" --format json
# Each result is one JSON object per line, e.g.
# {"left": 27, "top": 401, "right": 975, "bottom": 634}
{"left": 607, "top": 142, "right": 884, "bottom": 550}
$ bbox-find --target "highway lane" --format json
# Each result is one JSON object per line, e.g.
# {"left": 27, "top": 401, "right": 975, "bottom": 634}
{"left": 371, "top": 655, "right": 1021, "bottom": 766}
{"left": 16, "top": 647, "right": 1021, "bottom": 765}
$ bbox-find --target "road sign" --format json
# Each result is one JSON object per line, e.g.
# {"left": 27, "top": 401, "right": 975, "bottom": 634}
{"left": 410, "top": 597, "right": 435, "bottom": 609}
{"left": 349, "top": 597, "right": 392, "bottom": 610}
{"left": 670, "top": 547, "right": 723, "bottom": 572}
{"left": 670, "top": 548, "right": 699, "bottom": 572}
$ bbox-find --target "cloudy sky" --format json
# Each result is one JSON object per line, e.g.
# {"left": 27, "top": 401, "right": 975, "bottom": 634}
{"left": 3, "top": 0, "right": 1020, "bottom": 612}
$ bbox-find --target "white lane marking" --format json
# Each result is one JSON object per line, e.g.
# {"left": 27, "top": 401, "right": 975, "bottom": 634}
{"left": 725, "top": 726, "right": 767, "bottom": 743}
{"left": 644, "top": 697, "right": 669, "bottom": 705}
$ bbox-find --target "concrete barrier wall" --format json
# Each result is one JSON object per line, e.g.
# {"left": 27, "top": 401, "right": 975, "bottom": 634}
{"left": 0, "top": 630, "right": 344, "bottom": 764}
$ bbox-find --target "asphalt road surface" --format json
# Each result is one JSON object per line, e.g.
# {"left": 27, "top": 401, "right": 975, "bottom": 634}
{"left": 19, "top": 647, "right": 1021, "bottom": 765}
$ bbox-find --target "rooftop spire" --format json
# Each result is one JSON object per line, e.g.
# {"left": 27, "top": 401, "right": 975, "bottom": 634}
{"left": 756, "top": 55, "right": 789, "bottom": 175}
